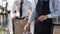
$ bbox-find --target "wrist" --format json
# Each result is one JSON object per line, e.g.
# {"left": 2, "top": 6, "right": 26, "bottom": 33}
{"left": 42, "top": 15, "right": 48, "bottom": 20}
{"left": 45, "top": 15, "right": 48, "bottom": 19}
{"left": 27, "top": 23, "right": 30, "bottom": 26}
{"left": 46, "top": 15, "right": 48, "bottom": 18}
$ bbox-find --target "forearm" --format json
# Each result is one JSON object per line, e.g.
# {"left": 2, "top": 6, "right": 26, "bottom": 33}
{"left": 28, "top": 10, "right": 36, "bottom": 24}
{"left": 47, "top": 10, "right": 60, "bottom": 18}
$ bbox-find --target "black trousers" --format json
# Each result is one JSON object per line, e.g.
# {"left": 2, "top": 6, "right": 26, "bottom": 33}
{"left": 34, "top": 18, "right": 53, "bottom": 34}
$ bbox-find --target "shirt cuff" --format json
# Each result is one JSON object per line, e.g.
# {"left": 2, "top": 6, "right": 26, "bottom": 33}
{"left": 47, "top": 14, "right": 52, "bottom": 18}
{"left": 27, "top": 17, "right": 33, "bottom": 24}
{"left": 47, "top": 13, "right": 57, "bottom": 18}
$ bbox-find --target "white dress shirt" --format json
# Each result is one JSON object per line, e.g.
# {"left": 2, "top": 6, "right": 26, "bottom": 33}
{"left": 22, "top": 0, "right": 32, "bottom": 17}
{"left": 7, "top": 0, "right": 21, "bottom": 34}
{"left": 7, "top": 0, "right": 16, "bottom": 34}
{"left": 13, "top": 0, "right": 21, "bottom": 18}
{"left": 7, "top": 0, "right": 21, "bottom": 19}
{"left": 7, "top": 0, "right": 16, "bottom": 19}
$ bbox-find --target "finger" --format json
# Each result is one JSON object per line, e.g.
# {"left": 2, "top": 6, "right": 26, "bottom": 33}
{"left": 24, "top": 25, "right": 27, "bottom": 31}
{"left": 38, "top": 17, "right": 43, "bottom": 21}
{"left": 39, "top": 18, "right": 44, "bottom": 22}
{"left": 24, "top": 26, "right": 29, "bottom": 32}
{"left": 40, "top": 20, "right": 44, "bottom": 22}
{"left": 23, "top": 18, "right": 28, "bottom": 23}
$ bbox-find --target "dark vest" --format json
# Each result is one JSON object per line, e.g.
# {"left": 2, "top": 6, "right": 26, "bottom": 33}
{"left": 35, "top": 0, "right": 50, "bottom": 18}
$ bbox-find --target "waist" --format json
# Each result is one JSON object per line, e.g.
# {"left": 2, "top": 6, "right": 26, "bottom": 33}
{"left": 35, "top": 18, "right": 52, "bottom": 21}
{"left": 35, "top": 13, "right": 51, "bottom": 20}
{"left": 37, "top": 11, "right": 50, "bottom": 16}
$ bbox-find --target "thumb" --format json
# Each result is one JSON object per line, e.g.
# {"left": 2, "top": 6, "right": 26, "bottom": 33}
{"left": 24, "top": 24, "right": 30, "bottom": 31}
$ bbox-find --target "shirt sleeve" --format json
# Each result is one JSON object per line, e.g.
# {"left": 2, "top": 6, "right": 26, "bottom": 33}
{"left": 47, "top": 10, "right": 60, "bottom": 18}
{"left": 28, "top": 10, "right": 37, "bottom": 24}
{"left": 47, "top": 0, "right": 60, "bottom": 18}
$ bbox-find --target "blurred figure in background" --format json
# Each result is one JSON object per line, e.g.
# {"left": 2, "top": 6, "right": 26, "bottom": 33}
{"left": 0, "top": 0, "right": 4, "bottom": 13}
{"left": 7, "top": 0, "right": 20, "bottom": 34}
{"left": 7, "top": 0, "right": 15, "bottom": 34}
{"left": 12, "top": 0, "right": 21, "bottom": 19}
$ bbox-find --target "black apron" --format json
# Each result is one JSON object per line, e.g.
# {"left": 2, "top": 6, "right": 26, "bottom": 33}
{"left": 34, "top": 0, "right": 53, "bottom": 34}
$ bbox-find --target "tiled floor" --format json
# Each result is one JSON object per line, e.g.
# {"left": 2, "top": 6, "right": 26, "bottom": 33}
{"left": 53, "top": 26, "right": 60, "bottom": 34}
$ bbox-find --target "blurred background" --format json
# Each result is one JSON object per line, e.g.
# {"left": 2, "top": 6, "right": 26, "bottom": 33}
{"left": 0, "top": 0, "right": 60, "bottom": 34}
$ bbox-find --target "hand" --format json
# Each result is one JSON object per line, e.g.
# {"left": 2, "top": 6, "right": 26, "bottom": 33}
{"left": 24, "top": 23, "right": 30, "bottom": 32}
{"left": 38, "top": 15, "right": 48, "bottom": 22}
{"left": 12, "top": 17, "right": 16, "bottom": 22}
{"left": 23, "top": 16, "right": 29, "bottom": 23}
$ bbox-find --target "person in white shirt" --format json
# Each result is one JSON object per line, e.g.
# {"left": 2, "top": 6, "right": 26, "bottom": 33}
{"left": 0, "top": 0, "right": 2, "bottom": 6}
{"left": 22, "top": 0, "right": 36, "bottom": 34}
{"left": 7, "top": 0, "right": 20, "bottom": 34}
